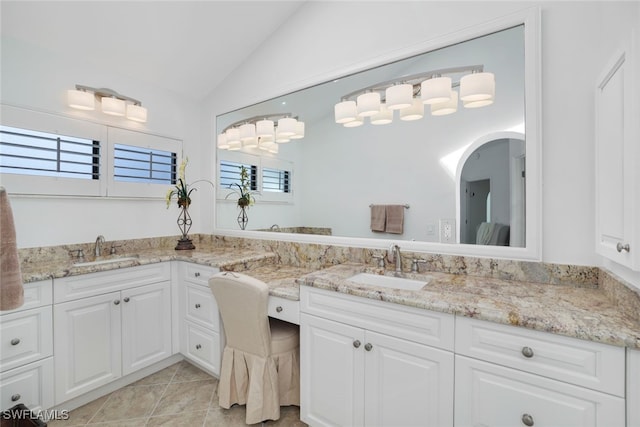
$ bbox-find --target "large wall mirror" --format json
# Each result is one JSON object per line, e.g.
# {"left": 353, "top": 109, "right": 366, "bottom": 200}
{"left": 215, "top": 9, "right": 540, "bottom": 260}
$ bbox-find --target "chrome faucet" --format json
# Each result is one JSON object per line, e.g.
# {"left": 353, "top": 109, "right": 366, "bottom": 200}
{"left": 389, "top": 244, "right": 403, "bottom": 273}
{"left": 94, "top": 235, "right": 105, "bottom": 257}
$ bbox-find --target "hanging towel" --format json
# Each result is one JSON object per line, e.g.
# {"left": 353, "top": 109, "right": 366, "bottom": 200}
{"left": 385, "top": 205, "right": 404, "bottom": 234}
{"left": 0, "top": 187, "right": 24, "bottom": 311}
{"left": 370, "top": 205, "right": 386, "bottom": 232}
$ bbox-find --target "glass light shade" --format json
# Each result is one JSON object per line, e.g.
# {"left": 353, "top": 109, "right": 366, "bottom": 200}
{"left": 356, "top": 92, "right": 381, "bottom": 117}
{"left": 275, "top": 129, "right": 291, "bottom": 143}
{"left": 385, "top": 84, "right": 413, "bottom": 110}
{"left": 421, "top": 76, "right": 452, "bottom": 105}
{"left": 290, "top": 121, "right": 305, "bottom": 139}
{"left": 431, "top": 90, "right": 458, "bottom": 116}
{"left": 268, "top": 143, "right": 279, "bottom": 154}
{"left": 343, "top": 118, "right": 363, "bottom": 128}
{"left": 226, "top": 128, "right": 241, "bottom": 144}
{"left": 101, "top": 97, "right": 126, "bottom": 116}
{"left": 370, "top": 104, "right": 393, "bottom": 125}
{"left": 463, "top": 98, "right": 494, "bottom": 108}
{"left": 227, "top": 140, "right": 242, "bottom": 151}
{"left": 243, "top": 137, "right": 258, "bottom": 148}
{"left": 67, "top": 89, "right": 95, "bottom": 110}
{"left": 277, "top": 117, "right": 297, "bottom": 136}
{"left": 334, "top": 100, "right": 357, "bottom": 123}
{"left": 459, "top": 72, "right": 495, "bottom": 102}
{"left": 217, "top": 133, "right": 230, "bottom": 149}
{"left": 126, "top": 104, "right": 147, "bottom": 123}
{"left": 399, "top": 98, "right": 424, "bottom": 121}
{"left": 239, "top": 123, "right": 256, "bottom": 141}
{"left": 256, "top": 119, "right": 274, "bottom": 137}
{"left": 259, "top": 139, "right": 275, "bottom": 151}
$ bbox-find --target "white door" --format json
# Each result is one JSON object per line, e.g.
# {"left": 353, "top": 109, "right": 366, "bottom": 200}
{"left": 54, "top": 292, "right": 122, "bottom": 404}
{"left": 121, "top": 282, "right": 172, "bottom": 375}
{"left": 301, "top": 313, "right": 365, "bottom": 427}
{"left": 454, "top": 356, "right": 625, "bottom": 427}
{"left": 364, "top": 331, "right": 454, "bottom": 427}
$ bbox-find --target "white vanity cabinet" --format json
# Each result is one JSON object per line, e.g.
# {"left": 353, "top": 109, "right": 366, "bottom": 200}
{"left": 0, "top": 280, "right": 54, "bottom": 412}
{"left": 595, "top": 30, "right": 640, "bottom": 271}
{"left": 53, "top": 263, "right": 172, "bottom": 404}
{"left": 177, "top": 262, "right": 222, "bottom": 375}
{"left": 454, "top": 316, "right": 626, "bottom": 427}
{"left": 300, "top": 286, "right": 455, "bottom": 427}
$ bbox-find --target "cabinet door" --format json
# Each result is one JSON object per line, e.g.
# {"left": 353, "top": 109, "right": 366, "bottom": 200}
{"left": 121, "top": 282, "right": 172, "bottom": 376}
{"left": 454, "top": 356, "right": 625, "bottom": 427}
{"left": 595, "top": 33, "right": 639, "bottom": 270}
{"left": 364, "top": 331, "right": 453, "bottom": 427}
{"left": 301, "top": 313, "right": 365, "bottom": 427}
{"left": 54, "top": 292, "right": 122, "bottom": 405}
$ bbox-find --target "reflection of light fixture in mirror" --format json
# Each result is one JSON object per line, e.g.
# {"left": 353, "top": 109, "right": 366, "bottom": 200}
{"left": 217, "top": 133, "right": 230, "bottom": 149}
{"left": 334, "top": 65, "right": 493, "bottom": 127}
{"left": 67, "top": 85, "right": 147, "bottom": 123}
{"left": 218, "top": 113, "right": 304, "bottom": 151}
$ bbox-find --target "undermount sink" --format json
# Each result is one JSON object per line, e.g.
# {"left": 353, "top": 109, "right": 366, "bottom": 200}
{"left": 348, "top": 272, "right": 429, "bottom": 291}
{"left": 72, "top": 255, "right": 139, "bottom": 268}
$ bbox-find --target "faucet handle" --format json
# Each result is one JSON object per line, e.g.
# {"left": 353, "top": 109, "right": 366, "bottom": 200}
{"left": 69, "top": 249, "right": 85, "bottom": 261}
{"left": 109, "top": 244, "right": 122, "bottom": 255}
{"left": 411, "top": 258, "right": 427, "bottom": 273}
{"left": 371, "top": 254, "right": 386, "bottom": 268}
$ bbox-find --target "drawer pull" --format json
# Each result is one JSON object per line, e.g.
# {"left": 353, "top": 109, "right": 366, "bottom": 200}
{"left": 11, "top": 394, "right": 21, "bottom": 402}
{"left": 616, "top": 242, "right": 630, "bottom": 253}
{"left": 196, "top": 344, "right": 202, "bottom": 350}
{"left": 194, "top": 272, "right": 201, "bottom": 277}
{"left": 364, "top": 343, "right": 373, "bottom": 351}
{"left": 10, "top": 338, "right": 20, "bottom": 346}
{"left": 276, "top": 306, "right": 283, "bottom": 313}
{"left": 521, "top": 346, "right": 534, "bottom": 358}
{"left": 123, "top": 297, "right": 130, "bottom": 303}
{"left": 114, "top": 300, "right": 120, "bottom": 305}
{"left": 195, "top": 303, "right": 201, "bottom": 309}
{"left": 521, "top": 413, "right": 534, "bottom": 426}
{"left": 353, "top": 340, "right": 361, "bottom": 348}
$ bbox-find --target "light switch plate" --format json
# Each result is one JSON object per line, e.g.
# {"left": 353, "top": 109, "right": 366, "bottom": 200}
{"left": 439, "top": 219, "right": 455, "bottom": 243}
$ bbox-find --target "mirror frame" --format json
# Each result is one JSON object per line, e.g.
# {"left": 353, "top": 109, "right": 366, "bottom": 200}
{"left": 213, "top": 7, "right": 541, "bottom": 261}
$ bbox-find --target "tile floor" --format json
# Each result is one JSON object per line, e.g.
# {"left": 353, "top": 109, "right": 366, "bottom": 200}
{"left": 47, "top": 360, "right": 307, "bottom": 427}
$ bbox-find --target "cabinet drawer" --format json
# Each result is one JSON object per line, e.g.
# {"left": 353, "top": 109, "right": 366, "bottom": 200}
{"left": 0, "top": 306, "right": 53, "bottom": 373}
{"left": 301, "top": 286, "right": 454, "bottom": 350}
{"left": 455, "top": 316, "right": 625, "bottom": 396}
{"left": 268, "top": 296, "right": 299, "bottom": 325}
{"left": 184, "top": 283, "right": 219, "bottom": 331}
{"left": 0, "top": 280, "right": 52, "bottom": 315}
{"left": 54, "top": 263, "right": 171, "bottom": 303}
{"left": 0, "top": 358, "right": 54, "bottom": 412}
{"left": 184, "top": 322, "right": 220, "bottom": 375}
{"left": 455, "top": 355, "right": 625, "bottom": 427}
{"left": 182, "top": 263, "right": 219, "bottom": 287}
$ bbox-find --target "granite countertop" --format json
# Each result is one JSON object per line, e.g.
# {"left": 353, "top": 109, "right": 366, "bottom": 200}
{"left": 297, "top": 263, "right": 640, "bottom": 349}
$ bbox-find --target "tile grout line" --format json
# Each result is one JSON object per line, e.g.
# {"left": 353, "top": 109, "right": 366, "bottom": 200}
{"left": 145, "top": 363, "right": 183, "bottom": 423}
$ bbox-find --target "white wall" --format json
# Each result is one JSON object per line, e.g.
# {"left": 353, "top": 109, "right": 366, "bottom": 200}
{"left": 1, "top": 36, "right": 208, "bottom": 247}
{"left": 204, "top": 1, "right": 639, "bottom": 275}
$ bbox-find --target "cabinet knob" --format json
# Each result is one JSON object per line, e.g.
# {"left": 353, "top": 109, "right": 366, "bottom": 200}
{"left": 11, "top": 394, "right": 21, "bottom": 402}
{"left": 194, "top": 272, "right": 201, "bottom": 277}
{"left": 123, "top": 297, "right": 130, "bottom": 303}
{"left": 10, "top": 338, "right": 20, "bottom": 346}
{"left": 353, "top": 340, "right": 361, "bottom": 348}
{"left": 521, "top": 346, "right": 534, "bottom": 358}
{"left": 195, "top": 344, "right": 202, "bottom": 350}
{"left": 276, "top": 306, "right": 283, "bottom": 313}
{"left": 195, "top": 303, "right": 201, "bottom": 309}
{"left": 114, "top": 300, "right": 120, "bottom": 305}
{"left": 616, "top": 242, "right": 630, "bottom": 253}
{"left": 521, "top": 413, "right": 534, "bottom": 426}
{"left": 364, "top": 343, "right": 373, "bottom": 351}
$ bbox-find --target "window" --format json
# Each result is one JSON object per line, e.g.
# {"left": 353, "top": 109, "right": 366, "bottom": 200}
{"left": 113, "top": 143, "right": 176, "bottom": 184}
{"left": 219, "top": 160, "right": 257, "bottom": 191}
{"left": 0, "top": 125, "right": 99, "bottom": 180}
{"left": 262, "top": 167, "right": 290, "bottom": 193}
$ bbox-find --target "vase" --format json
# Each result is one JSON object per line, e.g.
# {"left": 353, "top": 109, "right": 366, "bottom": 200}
{"left": 175, "top": 204, "right": 195, "bottom": 250}
{"left": 237, "top": 206, "right": 248, "bottom": 230}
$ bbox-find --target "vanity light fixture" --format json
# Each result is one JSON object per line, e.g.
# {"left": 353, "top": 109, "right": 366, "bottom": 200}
{"left": 67, "top": 85, "right": 148, "bottom": 123}
{"left": 334, "top": 65, "right": 494, "bottom": 127}
{"left": 218, "top": 113, "right": 305, "bottom": 152}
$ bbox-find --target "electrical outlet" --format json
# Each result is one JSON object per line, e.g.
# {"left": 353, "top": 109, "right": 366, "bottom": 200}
{"left": 439, "top": 219, "right": 456, "bottom": 243}
{"left": 426, "top": 223, "right": 436, "bottom": 236}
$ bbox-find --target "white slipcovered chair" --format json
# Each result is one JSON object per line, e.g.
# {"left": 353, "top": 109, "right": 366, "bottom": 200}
{"left": 208, "top": 271, "right": 300, "bottom": 424}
